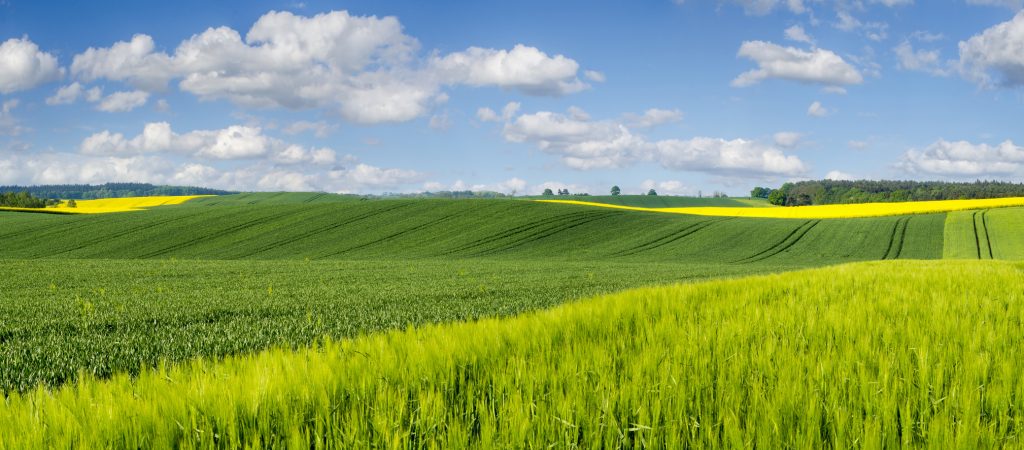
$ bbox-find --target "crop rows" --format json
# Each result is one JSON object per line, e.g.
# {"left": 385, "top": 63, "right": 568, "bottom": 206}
{"left": 0, "top": 196, "right": 952, "bottom": 262}
{"left": 3, "top": 260, "right": 1022, "bottom": 448}
{"left": 0, "top": 258, "right": 781, "bottom": 393}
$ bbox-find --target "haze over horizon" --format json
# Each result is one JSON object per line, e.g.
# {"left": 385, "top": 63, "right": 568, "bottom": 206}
{"left": 2, "top": 0, "right": 1024, "bottom": 195}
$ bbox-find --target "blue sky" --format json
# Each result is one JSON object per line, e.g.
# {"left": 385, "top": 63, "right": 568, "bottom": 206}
{"left": 1, "top": 0, "right": 1023, "bottom": 195}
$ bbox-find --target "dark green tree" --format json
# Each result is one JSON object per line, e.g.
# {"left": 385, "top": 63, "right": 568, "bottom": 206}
{"left": 542, "top": 188, "right": 554, "bottom": 196}
{"left": 610, "top": 185, "right": 621, "bottom": 196}
{"left": 647, "top": 189, "right": 658, "bottom": 196}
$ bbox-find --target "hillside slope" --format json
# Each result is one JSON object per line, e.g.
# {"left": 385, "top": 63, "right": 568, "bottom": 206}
{"left": 4, "top": 260, "right": 1022, "bottom": 448}
{"left": 0, "top": 195, "right": 946, "bottom": 262}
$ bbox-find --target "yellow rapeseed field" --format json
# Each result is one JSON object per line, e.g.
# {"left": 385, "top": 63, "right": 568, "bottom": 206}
{"left": 538, "top": 197, "right": 1024, "bottom": 219}
{"left": 0, "top": 195, "right": 211, "bottom": 214}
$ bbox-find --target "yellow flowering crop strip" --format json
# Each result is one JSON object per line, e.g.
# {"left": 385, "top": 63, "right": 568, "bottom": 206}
{"left": 537, "top": 197, "right": 1024, "bottom": 219}
{"left": 0, "top": 195, "right": 212, "bottom": 214}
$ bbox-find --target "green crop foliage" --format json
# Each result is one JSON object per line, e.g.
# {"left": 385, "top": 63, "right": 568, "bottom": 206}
{"left": 2, "top": 260, "right": 1022, "bottom": 448}
{"left": 0, "top": 195, "right": 948, "bottom": 262}
{"left": 942, "top": 209, "right": 1013, "bottom": 259}
{"left": 0, "top": 258, "right": 788, "bottom": 393}
{"left": 530, "top": 194, "right": 761, "bottom": 208}
{"left": 986, "top": 207, "right": 1024, "bottom": 260}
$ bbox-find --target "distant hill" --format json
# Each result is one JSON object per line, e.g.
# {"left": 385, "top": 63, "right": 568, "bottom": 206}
{"left": 767, "top": 180, "right": 1024, "bottom": 206}
{"left": 0, "top": 183, "right": 236, "bottom": 199}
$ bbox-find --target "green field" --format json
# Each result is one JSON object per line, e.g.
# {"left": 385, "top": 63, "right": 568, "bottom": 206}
{"left": 2, "top": 193, "right": 1024, "bottom": 446}
{"left": 526, "top": 194, "right": 767, "bottom": 208}
{"left": 3, "top": 260, "right": 1022, "bottom": 448}
{"left": 0, "top": 196, "right": 945, "bottom": 261}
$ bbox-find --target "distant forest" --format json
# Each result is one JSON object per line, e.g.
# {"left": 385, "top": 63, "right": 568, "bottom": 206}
{"left": 753, "top": 180, "right": 1024, "bottom": 206}
{"left": 0, "top": 183, "right": 236, "bottom": 200}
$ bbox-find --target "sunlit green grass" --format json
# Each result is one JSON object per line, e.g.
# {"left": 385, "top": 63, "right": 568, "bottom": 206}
{"left": 3, "top": 260, "right": 1022, "bottom": 448}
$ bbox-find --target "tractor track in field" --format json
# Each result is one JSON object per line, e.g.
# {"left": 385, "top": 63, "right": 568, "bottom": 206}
{"left": 734, "top": 220, "right": 821, "bottom": 263}
{"left": 48, "top": 214, "right": 197, "bottom": 257}
{"left": 441, "top": 211, "right": 595, "bottom": 255}
{"left": 135, "top": 208, "right": 304, "bottom": 259}
{"left": 231, "top": 202, "right": 415, "bottom": 258}
{"left": 467, "top": 212, "right": 620, "bottom": 257}
{"left": 882, "top": 217, "right": 910, "bottom": 260}
{"left": 319, "top": 212, "right": 463, "bottom": 257}
{"left": 614, "top": 218, "right": 729, "bottom": 257}
{"left": 974, "top": 210, "right": 993, "bottom": 259}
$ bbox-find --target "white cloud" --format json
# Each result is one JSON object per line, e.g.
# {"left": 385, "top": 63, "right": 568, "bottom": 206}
{"left": 651, "top": 137, "right": 807, "bottom": 176}
{"left": 807, "top": 101, "right": 830, "bottom": 117}
{"left": 871, "top": 0, "right": 912, "bottom": 5}
{"left": 733, "top": 41, "right": 863, "bottom": 88}
{"left": 67, "top": 10, "right": 590, "bottom": 124}
{"left": 584, "top": 70, "right": 606, "bottom": 82}
{"left": 894, "top": 41, "right": 949, "bottom": 76}
{"left": 641, "top": 179, "right": 696, "bottom": 196}
{"left": 46, "top": 82, "right": 83, "bottom": 105}
{"left": 958, "top": 11, "right": 1024, "bottom": 87}
{"left": 476, "top": 107, "right": 500, "bottom": 122}
{"left": 96, "top": 90, "right": 150, "bottom": 112}
{"left": 46, "top": 82, "right": 104, "bottom": 105}
{"left": 429, "top": 112, "right": 451, "bottom": 130}
{"left": 80, "top": 122, "right": 337, "bottom": 164}
{"left": 835, "top": 11, "right": 862, "bottom": 32}
{"left": 282, "top": 120, "right": 336, "bottom": 137}
{"left": 503, "top": 110, "right": 643, "bottom": 169}
{"left": 966, "top": 0, "right": 1024, "bottom": 9}
{"left": 899, "top": 139, "right": 1024, "bottom": 176}
{"left": 0, "top": 99, "right": 25, "bottom": 136}
{"left": 431, "top": 44, "right": 587, "bottom": 95}
{"left": 501, "top": 101, "right": 521, "bottom": 120}
{"left": 834, "top": 12, "right": 889, "bottom": 41}
{"left": 725, "top": 0, "right": 809, "bottom": 15}
{"left": 773, "top": 131, "right": 803, "bottom": 148}
{"left": 0, "top": 37, "right": 63, "bottom": 94}
{"left": 848, "top": 140, "right": 869, "bottom": 150}
{"left": 825, "top": 170, "right": 855, "bottom": 180}
{"left": 499, "top": 107, "right": 806, "bottom": 177}
{"left": 623, "top": 108, "right": 683, "bottom": 128}
{"left": 71, "top": 34, "right": 174, "bottom": 91}
{"left": 784, "top": 25, "right": 813, "bottom": 44}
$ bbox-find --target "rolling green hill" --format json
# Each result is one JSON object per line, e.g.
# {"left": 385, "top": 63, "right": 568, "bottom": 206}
{"left": 0, "top": 194, "right": 945, "bottom": 262}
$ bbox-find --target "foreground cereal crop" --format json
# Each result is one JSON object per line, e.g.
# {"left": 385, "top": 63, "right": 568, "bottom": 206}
{"left": 2, "top": 260, "right": 1021, "bottom": 448}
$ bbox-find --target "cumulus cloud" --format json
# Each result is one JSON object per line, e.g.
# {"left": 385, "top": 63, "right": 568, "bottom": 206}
{"left": 966, "top": 0, "right": 1024, "bottom": 9}
{"left": 96, "top": 90, "right": 150, "bottom": 112}
{"left": 899, "top": 139, "right": 1024, "bottom": 176}
{"left": 784, "top": 25, "right": 813, "bottom": 44}
{"left": 431, "top": 44, "right": 587, "bottom": 95}
{"left": 773, "top": 131, "right": 803, "bottom": 148}
{"left": 623, "top": 108, "right": 683, "bottom": 128}
{"left": 476, "top": 107, "right": 500, "bottom": 122}
{"left": 0, "top": 100, "right": 26, "bottom": 136}
{"left": 825, "top": 170, "right": 856, "bottom": 180}
{"left": 79, "top": 122, "right": 336, "bottom": 164}
{"left": 45, "top": 82, "right": 104, "bottom": 105}
{"left": 497, "top": 107, "right": 806, "bottom": 177}
{"left": 807, "top": 101, "right": 830, "bottom": 117}
{"left": 641, "top": 179, "right": 696, "bottom": 196}
{"left": 0, "top": 147, "right": 421, "bottom": 193}
{"left": 725, "top": 0, "right": 810, "bottom": 15}
{"left": 66, "top": 10, "right": 591, "bottom": 123}
{"left": 282, "top": 120, "right": 336, "bottom": 138}
{"left": 733, "top": 41, "right": 863, "bottom": 88}
{"left": 894, "top": 41, "right": 948, "bottom": 76}
{"left": 958, "top": 11, "right": 1024, "bottom": 87}
{"left": 0, "top": 37, "right": 63, "bottom": 94}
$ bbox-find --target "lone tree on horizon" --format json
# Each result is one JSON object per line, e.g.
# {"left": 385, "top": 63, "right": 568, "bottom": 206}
{"left": 647, "top": 189, "right": 658, "bottom": 196}
{"left": 542, "top": 188, "right": 554, "bottom": 196}
{"left": 610, "top": 185, "right": 621, "bottom": 196}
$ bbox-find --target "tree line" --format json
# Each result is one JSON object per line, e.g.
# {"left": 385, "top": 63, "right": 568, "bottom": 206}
{"left": 0, "top": 191, "right": 58, "bottom": 208}
{"left": 0, "top": 183, "right": 235, "bottom": 200}
{"left": 751, "top": 180, "right": 1024, "bottom": 206}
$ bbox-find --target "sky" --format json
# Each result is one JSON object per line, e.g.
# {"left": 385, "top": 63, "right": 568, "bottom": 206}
{"left": 1, "top": 0, "right": 1024, "bottom": 196}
